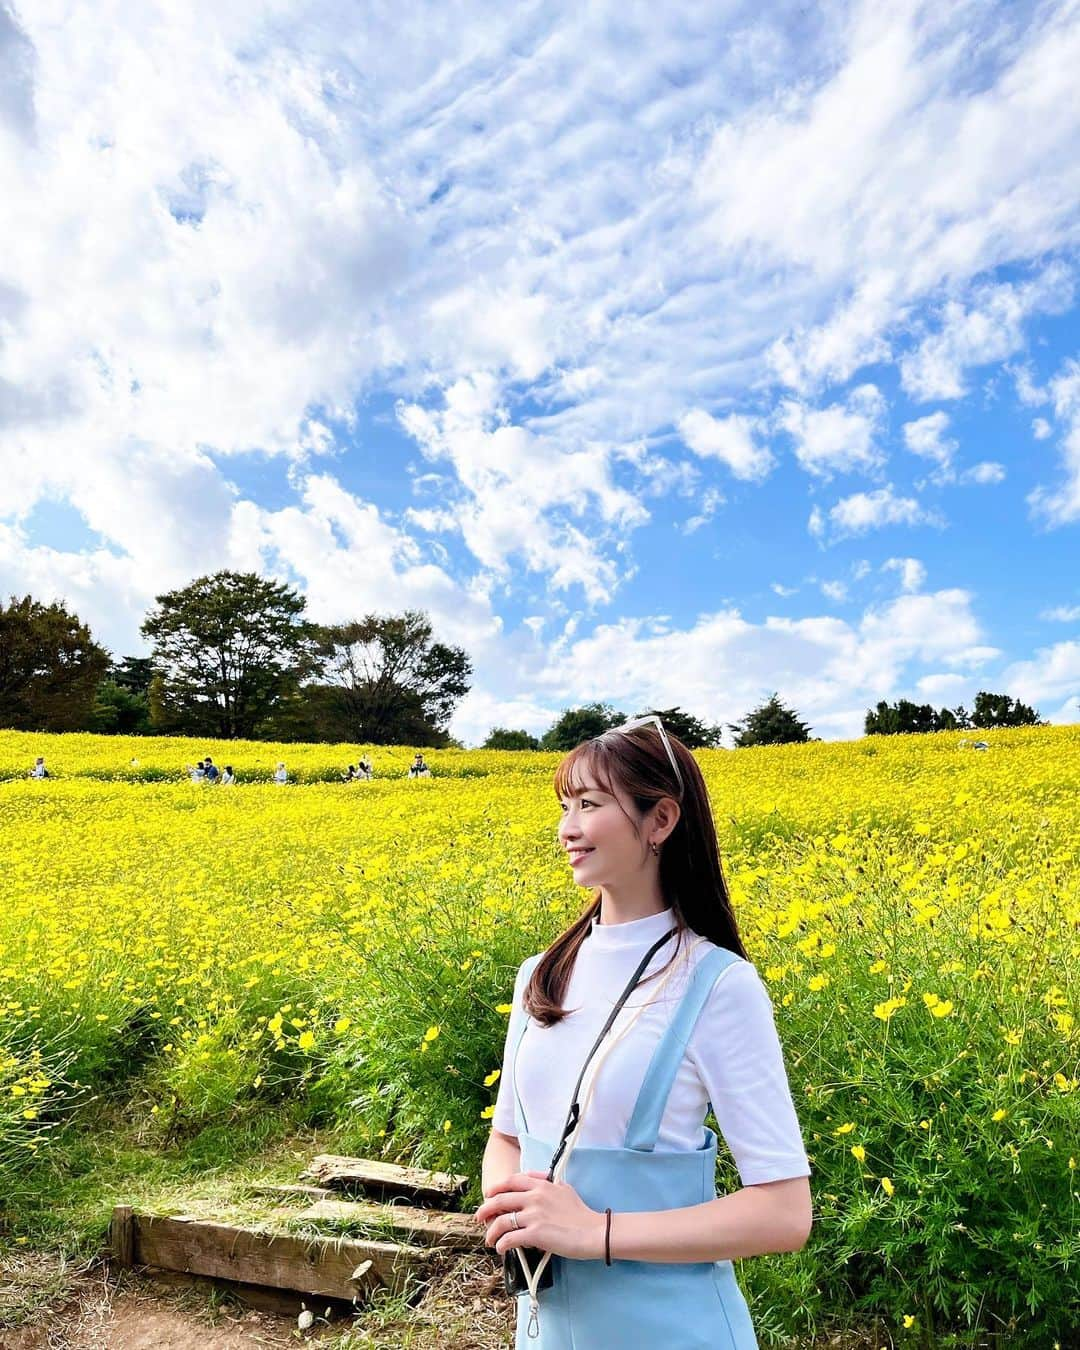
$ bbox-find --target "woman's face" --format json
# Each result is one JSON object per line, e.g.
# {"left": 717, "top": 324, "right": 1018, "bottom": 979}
{"left": 557, "top": 773, "right": 654, "bottom": 889}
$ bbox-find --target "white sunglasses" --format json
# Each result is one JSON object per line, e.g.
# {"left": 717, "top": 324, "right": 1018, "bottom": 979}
{"left": 599, "top": 714, "right": 684, "bottom": 797}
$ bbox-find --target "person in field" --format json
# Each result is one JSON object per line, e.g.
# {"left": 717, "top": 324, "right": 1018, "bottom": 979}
{"left": 273, "top": 762, "right": 288, "bottom": 785}
{"left": 476, "top": 716, "right": 812, "bottom": 1348}
{"left": 28, "top": 756, "right": 49, "bottom": 779}
{"left": 356, "top": 757, "right": 373, "bottom": 779}
{"left": 185, "top": 760, "right": 206, "bottom": 782}
{"left": 221, "top": 765, "right": 235, "bottom": 785}
{"left": 407, "top": 753, "right": 430, "bottom": 778}
{"left": 203, "top": 755, "right": 220, "bottom": 784}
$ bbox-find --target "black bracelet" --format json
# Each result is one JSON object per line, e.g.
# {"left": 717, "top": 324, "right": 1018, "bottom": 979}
{"left": 604, "top": 1208, "right": 613, "bottom": 1266}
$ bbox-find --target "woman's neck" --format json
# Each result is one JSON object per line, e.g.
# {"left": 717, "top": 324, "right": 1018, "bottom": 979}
{"left": 595, "top": 878, "right": 669, "bottom": 926}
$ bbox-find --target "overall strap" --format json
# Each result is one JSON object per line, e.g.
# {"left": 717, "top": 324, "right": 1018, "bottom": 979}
{"left": 624, "top": 945, "right": 743, "bottom": 1152}
{"left": 510, "top": 954, "right": 542, "bottom": 1136}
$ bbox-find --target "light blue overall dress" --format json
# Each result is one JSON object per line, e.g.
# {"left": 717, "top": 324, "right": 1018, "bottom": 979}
{"left": 510, "top": 945, "right": 760, "bottom": 1349}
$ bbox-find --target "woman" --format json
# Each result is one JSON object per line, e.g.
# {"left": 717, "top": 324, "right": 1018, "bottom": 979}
{"left": 476, "top": 716, "right": 812, "bottom": 1348}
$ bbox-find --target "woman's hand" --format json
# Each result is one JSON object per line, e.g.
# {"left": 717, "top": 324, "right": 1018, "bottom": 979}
{"left": 475, "top": 1171, "right": 605, "bottom": 1260}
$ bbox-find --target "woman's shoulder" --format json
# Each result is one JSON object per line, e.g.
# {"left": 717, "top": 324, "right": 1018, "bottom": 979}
{"left": 685, "top": 939, "right": 763, "bottom": 1000}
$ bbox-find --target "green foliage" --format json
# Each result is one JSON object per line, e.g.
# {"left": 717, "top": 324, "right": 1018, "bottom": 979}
{"left": 141, "top": 571, "right": 319, "bottom": 739}
{"left": 632, "top": 705, "right": 723, "bottom": 748}
{"left": 540, "top": 702, "right": 625, "bottom": 750}
{"left": 87, "top": 679, "right": 153, "bottom": 734}
{"left": 729, "top": 693, "right": 811, "bottom": 747}
{"left": 302, "top": 611, "right": 472, "bottom": 746}
{"left": 971, "top": 692, "right": 1044, "bottom": 729}
{"left": 0, "top": 595, "right": 110, "bottom": 732}
{"left": 482, "top": 727, "right": 540, "bottom": 750}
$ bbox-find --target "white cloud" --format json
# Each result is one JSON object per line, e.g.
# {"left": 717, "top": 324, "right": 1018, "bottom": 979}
{"left": 522, "top": 586, "right": 993, "bottom": 744}
{"left": 681, "top": 486, "right": 725, "bottom": 535}
{"left": 1001, "top": 639, "right": 1080, "bottom": 724}
{"left": 821, "top": 580, "right": 848, "bottom": 603}
{"left": 1032, "top": 417, "right": 1052, "bottom": 440}
{"left": 396, "top": 374, "right": 647, "bottom": 604}
{"left": 900, "top": 263, "right": 1074, "bottom": 401}
{"left": 1041, "top": 604, "right": 1080, "bottom": 623}
{"left": 771, "top": 582, "right": 798, "bottom": 598}
{"left": 677, "top": 410, "right": 774, "bottom": 482}
{"left": 779, "top": 384, "right": 886, "bottom": 478}
{"left": 915, "top": 672, "right": 968, "bottom": 699}
{"left": 821, "top": 485, "right": 943, "bottom": 539}
{"left": 961, "top": 461, "right": 1006, "bottom": 485}
{"left": 882, "top": 557, "right": 926, "bottom": 593}
{"left": 903, "top": 411, "right": 955, "bottom": 472}
{"left": 699, "top": 6, "right": 1080, "bottom": 394}
{"left": 1028, "top": 358, "right": 1080, "bottom": 527}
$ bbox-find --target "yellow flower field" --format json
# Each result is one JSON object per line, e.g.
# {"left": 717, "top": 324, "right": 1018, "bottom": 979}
{"left": 0, "top": 724, "right": 1078, "bottom": 1342}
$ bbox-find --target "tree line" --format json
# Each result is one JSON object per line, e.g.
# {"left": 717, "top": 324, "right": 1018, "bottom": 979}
{"left": 0, "top": 579, "right": 1045, "bottom": 746}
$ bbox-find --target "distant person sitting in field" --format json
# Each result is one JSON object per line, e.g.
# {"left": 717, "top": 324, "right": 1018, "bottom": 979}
{"left": 221, "top": 765, "right": 235, "bottom": 785}
{"left": 357, "top": 757, "right": 372, "bottom": 780}
{"left": 203, "top": 755, "right": 220, "bottom": 783}
{"left": 28, "top": 756, "right": 49, "bottom": 779}
{"left": 342, "top": 764, "right": 358, "bottom": 782}
{"left": 407, "top": 753, "right": 431, "bottom": 778}
{"left": 186, "top": 760, "right": 207, "bottom": 782}
{"left": 273, "top": 762, "right": 288, "bottom": 785}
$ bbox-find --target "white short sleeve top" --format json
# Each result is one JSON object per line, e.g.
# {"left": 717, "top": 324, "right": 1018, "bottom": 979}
{"left": 492, "top": 907, "right": 811, "bottom": 1188}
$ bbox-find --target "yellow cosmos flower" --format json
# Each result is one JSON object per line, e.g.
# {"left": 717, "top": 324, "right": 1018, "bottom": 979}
{"left": 880, "top": 1177, "right": 894, "bottom": 1197}
{"left": 851, "top": 1145, "right": 866, "bottom": 1163}
{"left": 483, "top": 1069, "right": 501, "bottom": 1086}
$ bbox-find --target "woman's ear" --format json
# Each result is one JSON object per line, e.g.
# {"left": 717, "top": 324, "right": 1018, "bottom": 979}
{"left": 652, "top": 796, "right": 681, "bottom": 844}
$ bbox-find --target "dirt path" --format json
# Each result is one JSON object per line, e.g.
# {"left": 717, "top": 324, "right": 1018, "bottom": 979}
{"left": 0, "top": 1251, "right": 514, "bottom": 1350}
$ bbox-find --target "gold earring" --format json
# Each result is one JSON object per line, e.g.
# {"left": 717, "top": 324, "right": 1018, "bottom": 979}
{"left": 650, "top": 841, "right": 659, "bottom": 857}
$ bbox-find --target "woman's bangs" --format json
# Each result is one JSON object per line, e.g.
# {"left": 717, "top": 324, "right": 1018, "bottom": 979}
{"left": 553, "top": 741, "right": 614, "bottom": 801}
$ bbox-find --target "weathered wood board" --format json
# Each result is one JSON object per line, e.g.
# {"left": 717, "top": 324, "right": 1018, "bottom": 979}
{"left": 113, "top": 1211, "right": 435, "bottom": 1302}
{"left": 302, "top": 1155, "right": 468, "bottom": 1208}
{"left": 285, "top": 1197, "right": 481, "bottom": 1250}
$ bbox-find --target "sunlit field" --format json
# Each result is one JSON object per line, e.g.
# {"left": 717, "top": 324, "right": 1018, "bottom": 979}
{"left": 1, "top": 726, "right": 1077, "bottom": 1346}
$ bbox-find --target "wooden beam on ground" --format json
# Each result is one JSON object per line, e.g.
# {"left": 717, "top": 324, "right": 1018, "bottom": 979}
{"left": 109, "top": 1205, "right": 134, "bottom": 1268}
{"left": 129, "top": 1212, "right": 435, "bottom": 1302}
{"left": 283, "top": 1198, "right": 480, "bottom": 1251}
{"left": 302, "top": 1156, "right": 469, "bottom": 1208}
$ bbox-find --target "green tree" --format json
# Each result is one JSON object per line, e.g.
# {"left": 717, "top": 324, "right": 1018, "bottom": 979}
{"left": 728, "top": 693, "right": 811, "bottom": 747}
{"left": 483, "top": 727, "right": 540, "bottom": 750}
{"left": 540, "top": 703, "right": 625, "bottom": 751}
{"left": 0, "top": 595, "right": 110, "bottom": 731}
{"left": 631, "top": 706, "right": 723, "bottom": 749}
{"left": 141, "top": 572, "right": 319, "bottom": 739}
{"left": 87, "top": 656, "right": 155, "bottom": 734}
{"left": 971, "top": 691, "right": 1043, "bottom": 728}
{"left": 864, "top": 699, "right": 963, "bottom": 735}
{"left": 310, "top": 611, "right": 472, "bottom": 746}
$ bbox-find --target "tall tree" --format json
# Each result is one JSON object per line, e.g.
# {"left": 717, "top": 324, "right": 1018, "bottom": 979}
{"left": 971, "top": 691, "right": 1043, "bottom": 728}
{"left": 313, "top": 611, "right": 472, "bottom": 746}
{"left": 632, "top": 706, "right": 723, "bottom": 749}
{"left": 540, "top": 703, "right": 625, "bottom": 751}
{"left": 141, "top": 572, "right": 319, "bottom": 738}
{"left": 0, "top": 595, "right": 110, "bottom": 731}
{"left": 728, "top": 693, "right": 811, "bottom": 747}
{"left": 87, "top": 656, "right": 156, "bottom": 734}
{"left": 865, "top": 699, "right": 972, "bottom": 735}
{"left": 483, "top": 727, "right": 540, "bottom": 750}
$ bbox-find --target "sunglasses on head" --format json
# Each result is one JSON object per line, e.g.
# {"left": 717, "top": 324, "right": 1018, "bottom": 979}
{"left": 599, "top": 714, "right": 684, "bottom": 797}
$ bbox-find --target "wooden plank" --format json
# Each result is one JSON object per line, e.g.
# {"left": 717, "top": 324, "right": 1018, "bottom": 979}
{"left": 302, "top": 1155, "right": 468, "bottom": 1208}
{"left": 245, "top": 1183, "right": 336, "bottom": 1202}
{"left": 286, "top": 1198, "right": 480, "bottom": 1251}
{"left": 131, "top": 1213, "right": 435, "bottom": 1302}
{"left": 109, "top": 1205, "right": 134, "bottom": 1268}
{"left": 140, "top": 1268, "right": 355, "bottom": 1319}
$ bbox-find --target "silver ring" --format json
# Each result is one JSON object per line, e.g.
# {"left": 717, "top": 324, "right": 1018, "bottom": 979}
{"left": 509, "top": 1210, "right": 521, "bottom": 1229}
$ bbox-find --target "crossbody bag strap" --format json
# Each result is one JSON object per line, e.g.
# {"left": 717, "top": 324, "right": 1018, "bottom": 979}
{"left": 545, "top": 925, "right": 676, "bottom": 1179}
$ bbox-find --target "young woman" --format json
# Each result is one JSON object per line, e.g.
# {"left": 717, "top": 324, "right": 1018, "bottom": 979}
{"left": 476, "top": 717, "right": 812, "bottom": 1348}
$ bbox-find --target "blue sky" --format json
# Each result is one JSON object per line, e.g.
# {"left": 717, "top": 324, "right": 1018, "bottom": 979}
{"left": 1, "top": 1, "right": 1078, "bottom": 744}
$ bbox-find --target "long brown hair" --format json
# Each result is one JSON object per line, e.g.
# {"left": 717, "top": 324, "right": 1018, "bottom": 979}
{"left": 524, "top": 725, "right": 747, "bottom": 1026}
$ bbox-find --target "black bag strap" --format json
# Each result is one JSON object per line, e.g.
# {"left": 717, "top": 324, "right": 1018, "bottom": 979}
{"left": 545, "top": 924, "right": 677, "bottom": 1179}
